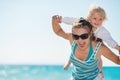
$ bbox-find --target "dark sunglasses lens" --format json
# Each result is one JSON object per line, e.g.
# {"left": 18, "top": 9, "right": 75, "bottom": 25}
{"left": 72, "top": 33, "right": 89, "bottom": 40}
{"left": 72, "top": 34, "right": 79, "bottom": 40}
{"left": 80, "top": 34, "right": 89, "bottom": 39}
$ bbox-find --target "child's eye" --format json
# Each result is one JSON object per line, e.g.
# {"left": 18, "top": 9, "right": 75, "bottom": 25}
{"left": 93, "top": 18, "right": 96, "bottom": 20}
{"left": 99, "top": 18, "right": 103, "bottom": 21}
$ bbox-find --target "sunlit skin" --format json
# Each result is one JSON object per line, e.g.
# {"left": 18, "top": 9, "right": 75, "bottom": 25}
{"left": 73, "top": 28, "right": 90, "bottom": 51}
{"left": 72, "top": 28, "right": 92, "bottom": 61}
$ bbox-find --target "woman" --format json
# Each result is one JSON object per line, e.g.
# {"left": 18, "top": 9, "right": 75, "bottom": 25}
{"left": 52, "top": 15, "right": 120, "bottom": 80}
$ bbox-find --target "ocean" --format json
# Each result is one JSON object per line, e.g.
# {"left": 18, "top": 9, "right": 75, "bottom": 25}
{"left": 0, "top": 65, "right": 120, "bottom": 80}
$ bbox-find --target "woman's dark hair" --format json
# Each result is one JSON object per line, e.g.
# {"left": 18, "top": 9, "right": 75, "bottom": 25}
{"left": 72, "top": 17, "right": 93, "bottom": 33}
{"left": 92, "top": 34, "right": 103, "bottom": 42}
{"left": 72, "top": 17, "right": 103, "bottom": 42}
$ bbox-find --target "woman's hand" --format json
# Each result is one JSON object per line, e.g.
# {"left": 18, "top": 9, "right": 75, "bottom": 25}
{"left": 52, "top": 15, "right": 62, "bottom": 24}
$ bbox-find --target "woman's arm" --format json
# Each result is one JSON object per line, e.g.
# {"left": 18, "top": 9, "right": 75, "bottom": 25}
{"left": 101, "top": 43, "right": 120, "bottom": 65}
{"left": 52, "top": 15, "right": 71, "bottom": 40}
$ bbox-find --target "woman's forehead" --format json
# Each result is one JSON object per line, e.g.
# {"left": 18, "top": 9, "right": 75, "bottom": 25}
{"left": 73, "top": 28, "right": 88, "bottom": 34}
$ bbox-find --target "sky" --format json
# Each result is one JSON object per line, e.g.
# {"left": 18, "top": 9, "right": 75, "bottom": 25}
{"left": 0, "top": 0, "right": 120, "bottom": 66}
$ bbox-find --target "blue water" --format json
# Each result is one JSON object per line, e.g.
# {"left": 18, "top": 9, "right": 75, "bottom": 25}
{"left": 0, "top": 65, "right": 120, "bottom": 80}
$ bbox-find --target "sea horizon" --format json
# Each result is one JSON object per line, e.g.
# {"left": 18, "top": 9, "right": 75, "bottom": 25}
{"left": 0, "top": 64, "right": 120, "bottom": 80}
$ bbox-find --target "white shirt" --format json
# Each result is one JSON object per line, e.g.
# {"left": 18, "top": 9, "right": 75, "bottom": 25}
{"left": 62, "top": 17, "right": 76, "bottom": 25}
{"left": 94, "top": 26, "right": 117, "bottom": 48}
{"left": 62, "top": 17, "right": 118, "bottom": 48}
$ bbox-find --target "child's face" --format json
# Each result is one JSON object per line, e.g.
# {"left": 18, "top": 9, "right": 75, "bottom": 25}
{"left": 89, "top": 12, "right": 104, "bottom": 28}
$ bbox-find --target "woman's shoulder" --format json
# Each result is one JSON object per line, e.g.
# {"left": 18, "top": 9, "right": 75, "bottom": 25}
{"left": 92, "top": 41, "right": 106, "bottom": 55}
{"left": 92, "top": 40, "right": 103, "bottom": 49}
{"left": 93, "top": 41, "right": 108, "bottom": 52}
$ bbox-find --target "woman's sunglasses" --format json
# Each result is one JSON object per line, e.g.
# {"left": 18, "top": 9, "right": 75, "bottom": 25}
{"left": 72, "top": 33, "right": 89, "bottom": 40}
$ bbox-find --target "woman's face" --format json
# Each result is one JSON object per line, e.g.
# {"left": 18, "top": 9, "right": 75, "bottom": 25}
{"left": 72, "top": 27, "right": 91, "bottom": 50}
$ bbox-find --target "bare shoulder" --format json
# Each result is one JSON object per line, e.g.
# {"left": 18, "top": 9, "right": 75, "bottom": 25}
{"left": 92, "top": 41, "right": 105, "bottom": 53}
{"left": 99, "top": 42, "right": 108, "bottom": 50}
{"left": 92, "top": 41, "right": 101, "bottom": 49}
{"left": 92, "top": 40, "right": 105, "bottom": 47}
{"left": 98, "top": 42, "right": 112, "bottom": 55}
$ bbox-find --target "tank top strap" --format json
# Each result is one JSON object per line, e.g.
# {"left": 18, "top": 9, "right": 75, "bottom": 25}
{"left": 94, "top": 42, "right": 102, "bottom": 59}
{"left": 85, "top": 41, "right": 93, "bottom": 61}
{"left": 71, "top": 41, "right": 77, "bottom": 55}
{"left": 94, "top": 42, "right": 102, "bottom": 53}
{"left": 92, "top": 41, "right": 102, "bottom": 59}
{"left": 87, "top": 42, "right": 102, "bottom": 61}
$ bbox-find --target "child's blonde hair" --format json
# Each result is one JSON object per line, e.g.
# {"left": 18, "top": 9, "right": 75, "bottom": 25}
{"left": 86, "top": 4, "right": 107, "bottom": 21}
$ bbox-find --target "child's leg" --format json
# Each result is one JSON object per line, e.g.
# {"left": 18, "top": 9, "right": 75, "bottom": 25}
{"left": 63, "top": 60, "right": 71, "bottom": 70}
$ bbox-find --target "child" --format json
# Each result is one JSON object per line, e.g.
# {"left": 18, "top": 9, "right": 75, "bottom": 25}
{"left": 61, "top": 4, "right": 120, "bottom": 78}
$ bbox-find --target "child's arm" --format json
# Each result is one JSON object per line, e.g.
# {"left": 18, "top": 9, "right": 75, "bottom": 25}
{"left": 94, "top": 26, "right": 119, "bottom": 51}
{"left": 62, "top": 17, "right": 77, "bottom": 25}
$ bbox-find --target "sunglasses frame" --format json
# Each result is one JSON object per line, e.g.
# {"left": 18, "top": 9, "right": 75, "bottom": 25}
{"left": 72, "top": 33, "right": 90, "bottom": 40}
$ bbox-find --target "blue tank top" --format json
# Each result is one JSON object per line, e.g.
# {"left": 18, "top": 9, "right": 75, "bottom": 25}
{"left": 70, "top": 41, "right": 102, "bottom": 80}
